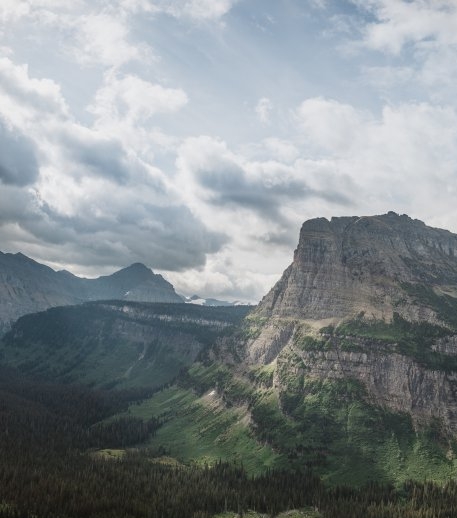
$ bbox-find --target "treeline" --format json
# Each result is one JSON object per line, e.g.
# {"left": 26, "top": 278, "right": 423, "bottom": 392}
{"left": 2, "top": 451, "right": 457, "bottom": 518}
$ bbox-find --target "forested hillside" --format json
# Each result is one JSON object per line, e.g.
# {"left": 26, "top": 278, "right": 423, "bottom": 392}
{"left": 1, "top": 365, "right": 457, "bottom": 518}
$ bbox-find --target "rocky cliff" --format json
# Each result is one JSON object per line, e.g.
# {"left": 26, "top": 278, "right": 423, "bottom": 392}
{"left": 242, "top": 212, "right": 457, "bottom": 437}
{"left": 257, "top": 212, "right": 457, "bottom": 321}
{"left": 0, "top": 253, "right": 182, "bottom": 332}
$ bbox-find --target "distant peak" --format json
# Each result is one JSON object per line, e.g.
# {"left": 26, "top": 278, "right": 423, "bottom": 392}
{"left": 125, "top": 263, "right": 151, "bottom": 272}
{"left": 104, "top": 262, "right": 155, "bottom": 283}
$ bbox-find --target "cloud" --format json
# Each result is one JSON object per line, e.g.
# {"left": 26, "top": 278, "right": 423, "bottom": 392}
{"left": 293, "top": 96, "right": 457, "bottom": 223}
{"left": 164, "top": 250, "right": 281, "bottom": 303}
{"left": 0, "top": 57, "right": 68, "bottom": 124}
{"left": 354, "top": 0, "right": 457, "bottom": 55}
{"left": 262, "top": 138, "right": 300, "bottom": 163}
{"left": 255, "top": 97, "right": 272, "bottom": 124}
{"left": 178, "top": 137, "right": 310, "bottom": 223}
{"left": 151, "top": 0, "right": 239, "bottom": 21}
{"left": 347, "top": 1, "right": 457, "bottom": 108}
{"left": 0, "top": 2, "right": 150, "bottom": 70}
{"left": 89, "top": 72, "right": 188, "bottom": 126}
{"left": 0, "top": 55, "right": 225, "bottom": 274}
{"left": 0, "top": 178, "right": 227, "bottom": 273}
{"left": 0, "top": 121, "right": 40, "bottom": 186}
{"left": 296, "top": 97, "right": 369, "bottom": 154}
{"left": 70, "top": 12, "right": 150, "bottom": 68}
{"left": 56, "top": 126, "right": 134, "bottom": 184}
{"left": 176, "top": 135, "right": 352, "bottom": 270}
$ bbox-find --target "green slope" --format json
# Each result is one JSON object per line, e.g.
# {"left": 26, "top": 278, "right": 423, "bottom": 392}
{"left": 0, "top": 301, "right": 251, "bottom": 388}
{"left": 112, "top": 355, "right": 457, "bottom": 485}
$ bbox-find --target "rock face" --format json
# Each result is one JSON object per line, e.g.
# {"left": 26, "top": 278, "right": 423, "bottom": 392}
{"left": 243, "top": 212, "right": 457, "bottom": 434}
{"left": 0, "top": 253, "right": 182, "bottom": 332}
{"left": 257, "top": 212, "right": 457, "bottom": 322}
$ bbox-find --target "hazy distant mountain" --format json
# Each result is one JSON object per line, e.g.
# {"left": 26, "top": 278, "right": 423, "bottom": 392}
{"left": 0, "top": 253, "right": 182, "bottom": 332}
{"left": 183, "top": 294, "right": 246, "bottom": 307}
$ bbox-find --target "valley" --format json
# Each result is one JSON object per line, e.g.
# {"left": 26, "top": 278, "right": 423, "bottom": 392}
{"left": 2, "top": 213, "right": 457, "bottom": 517}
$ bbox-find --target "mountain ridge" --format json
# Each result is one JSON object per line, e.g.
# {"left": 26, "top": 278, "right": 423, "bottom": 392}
{"left": 0, "top": 252, "right": 183, "bottom": 331}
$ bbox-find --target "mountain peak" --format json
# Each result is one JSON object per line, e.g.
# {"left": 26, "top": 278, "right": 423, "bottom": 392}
{"left": 106, "top": 262, "right": 153, "bottom": 282}
{"left": 0, "top": 254, "right": 182, "bottom": 330}
{"left": 258, "top": 213, "right": 457, "bottom": 323}
{"left": 125, "top": 262, "right": 151, "bottom": 272}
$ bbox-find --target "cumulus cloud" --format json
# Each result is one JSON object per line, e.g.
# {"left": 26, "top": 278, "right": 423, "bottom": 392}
{"left": 296, "top": 97, "right": 369, "bottom": 154}
{"left": 0, "top": 55, "right": 225, "bottom": 274}
{"left": 262, "top": 138, "right": 300, "bottom": 163}
{"left": 0, "top": 178, "right": 226, "bottom": 273}
{"left": 177, "top": 136, "right": 349, "bottom": 226}
{"left": 56, "top": 126, "right": 134, "bottom": 184}
{"left": 351, "top": 0, "right": 457, "bottom": 107}
{"left": 354, "top": 0, "right": 457, "bottom": 54}
{"left": 165, "top": 249, "right": 283, "bottom": 303}
{"left": 0, "top": 121, "right": 40, "bottom": 186}
{"left": 293, "top": 96, "right": 457, "bottom": 227}
{"left": 70, "top": 12, "right": 148, "bottom": 68}
{"left": 0, "top": 57, "right": 68, "bottom": 124}
{"left": 89, "top": 72, "right": 188, "bottom": 126}
{"left": 0, "top": 1, "right": 30, "bottom": 23}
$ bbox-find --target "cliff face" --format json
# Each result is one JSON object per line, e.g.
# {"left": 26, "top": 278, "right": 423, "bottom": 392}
{"left": 243, "top": 212, "right": 457, "bottom": 435}
{"left": 0, "top": 254, "right": 182, "bottom": 332}
{"left": 257, "top": 212, "right": 457, "bottom": 322}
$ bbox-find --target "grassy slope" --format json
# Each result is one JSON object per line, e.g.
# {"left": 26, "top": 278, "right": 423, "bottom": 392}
{"left": 114, "top": 350, "right": 457, "bottom": 486}
{"left": 276, "top": 332, "right": 457, "bottom": 486}
{"left": 117, "top": 385, "right": 279, "bottom": 475}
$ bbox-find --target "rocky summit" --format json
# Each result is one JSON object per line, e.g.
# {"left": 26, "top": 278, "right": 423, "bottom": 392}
{"left": 257, "top": 211, "right": 457, "bottom": 323}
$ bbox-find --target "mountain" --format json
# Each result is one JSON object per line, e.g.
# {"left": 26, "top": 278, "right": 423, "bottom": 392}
{"left": 256, "top": 211, "right": 457, "bottom": 324}
{"left": 131, "top": 212, "right": 457, "bottom": 484}
{"left": 0, "top": 253, "right": 182, "bottom": 332}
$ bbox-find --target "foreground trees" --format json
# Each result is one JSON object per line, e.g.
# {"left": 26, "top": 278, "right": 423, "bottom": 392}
{"left": 0, "top": 366, "right": 456, "bottom": 518}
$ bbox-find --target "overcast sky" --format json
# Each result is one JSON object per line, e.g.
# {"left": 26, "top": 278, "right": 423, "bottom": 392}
{"left": 1, "top": 0, "right": 457, "bottom": 302}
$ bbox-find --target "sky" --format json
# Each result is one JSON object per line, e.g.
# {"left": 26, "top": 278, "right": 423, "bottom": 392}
{"left": 1, "top": 0, "right": 457, "bottom": 302}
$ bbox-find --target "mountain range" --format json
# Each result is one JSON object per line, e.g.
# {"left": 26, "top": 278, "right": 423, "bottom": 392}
{"left": 0, "top": 253, "right": 182, "bottom": 332}
{"left": 3, "top": 212, "right": 457, "bottom": 488}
